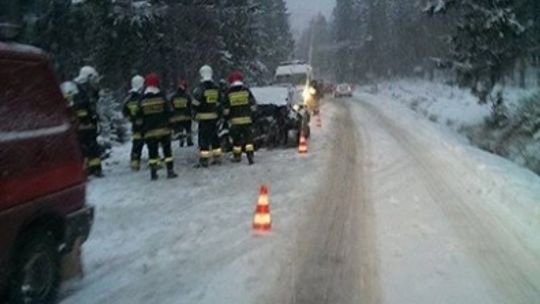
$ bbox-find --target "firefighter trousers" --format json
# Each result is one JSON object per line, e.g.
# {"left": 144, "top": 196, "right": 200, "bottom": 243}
{"left": 198, "top": 119, "right": 222, "bottom": 163}
{"left": 77, "top": 129, "right": 102, "bottom": 174}
{"left": 230, "top": 124, "right": 254, "bottom": 164}
{"left": 146, "top": 135, "right": 174, "bottom": 171}
{"left": 131, "top": 131, "right": 145, "bottom": 169}
{"left": 173, "top": 121, "right": 193, "bottom": 146}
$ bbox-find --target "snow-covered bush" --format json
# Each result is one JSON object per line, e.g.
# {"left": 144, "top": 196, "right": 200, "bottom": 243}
{"left": 97, "top": 89, "right": 127, "bottom": 150}
{"left": 465, "top": 92, "right": 540, "bottom": 174}
{"left": 484, "top": 92, "right": 510, "bottom": 129}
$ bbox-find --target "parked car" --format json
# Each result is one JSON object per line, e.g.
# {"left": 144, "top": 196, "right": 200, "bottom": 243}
{"left": 0, "top": 39, "right": 94, "bottom": 304}
{"left": 334, "top": 83, "right": 353, "bottom": 98}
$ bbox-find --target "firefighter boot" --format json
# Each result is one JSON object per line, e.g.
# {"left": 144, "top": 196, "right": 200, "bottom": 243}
{"left": 166, "top": 163, "right": 178, "bottom": 179}
{"left": 198, "top": 158, "right": 209, "bottom": 168}
{"left": 211, "top": 149, "right": 222, "bottom": 166}
{"left": 130, "top": 159, "right": 140, "bottom": 171}
{"left": 150, "top": 166, "right": 158, "bottom": 181}
{"left": 232, "top": 147, "right": 242, "bottom": 163}
{"left": 94, "top": 166, "right": 105, "bottom": 177}
{"left": 179, "top": 133, "right": 186, "bottom": 148}
{"left": 247, "top": 151, "right": 254, "bottom": 165}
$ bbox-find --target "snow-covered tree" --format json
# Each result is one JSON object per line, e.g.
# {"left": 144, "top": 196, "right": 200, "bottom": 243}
{"left": 425, "top": 0, "right": 527, "bottom": 104}
{"left": 97, "top": 89, "right": 127, "bottom": 148}
{"left": 21, "top": 0, "right": 294, "bottom": 89}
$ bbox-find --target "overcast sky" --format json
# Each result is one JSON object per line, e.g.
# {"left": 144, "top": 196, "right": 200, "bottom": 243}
{"left": 286, "top": 0, "right": 335, "bottom": 34}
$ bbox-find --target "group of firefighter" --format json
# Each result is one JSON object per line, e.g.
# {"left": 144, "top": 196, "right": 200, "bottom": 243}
{"left": 65, "top": 64, "right": 258, "bottom": 180}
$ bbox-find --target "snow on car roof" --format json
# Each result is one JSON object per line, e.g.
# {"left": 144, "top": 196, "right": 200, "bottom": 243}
{"left": 275, "top": 64, "right": 312, "bottom": 76}
{"left": 251, "top": 86, "right": 289, "bottom": 106}
{"left": 0, "top": 42, "right": 44, "bottom": 56}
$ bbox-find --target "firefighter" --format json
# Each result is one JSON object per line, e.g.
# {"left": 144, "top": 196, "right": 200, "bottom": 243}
{"left": 123, "top": 75, "right": 145, "bottom": 171}
{"left": 223, "top": 70, "right": 257, "bottom": 165}
{"left": 192, "top": 65, "right": 222, "bottom": 168}
{"left": 139, "top": 73, "right": 178, "bottom": 180}
{"left": 72, "top": 66, "right": 104, "bottom": 177}
{"left": 169, "top": 79, "right": 193, "bottom": 147}
{"left": 60, "top": 81, "right": 78, "bottom": 108}
{"left": 303, "top": 79, "right": 319, "bottom": 115}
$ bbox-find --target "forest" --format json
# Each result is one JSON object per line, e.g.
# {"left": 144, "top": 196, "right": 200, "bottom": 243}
{"left": 298, "top": 0, "right": 540, "bottom": 100}
{"left": 3, "top": 0, "right": 294, "bottom": 91}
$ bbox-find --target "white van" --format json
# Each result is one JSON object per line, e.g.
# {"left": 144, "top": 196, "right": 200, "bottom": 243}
{"left": 274, "top": 60, "right": 314, "bottom": 105}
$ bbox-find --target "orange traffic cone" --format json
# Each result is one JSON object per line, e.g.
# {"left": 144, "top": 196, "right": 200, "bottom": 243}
{"left": 253, "top": 185, "right": 272, "bottom": 232}
{"left": 316, "top": 115, "right": 322, "bottom": 128}
{"left": 298, "top": 132, "right": 308, "bottom": 154}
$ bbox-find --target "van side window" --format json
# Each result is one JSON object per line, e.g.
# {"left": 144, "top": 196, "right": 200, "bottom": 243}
{"left": 0, "top": 59, "right": 67, "bottom": 132}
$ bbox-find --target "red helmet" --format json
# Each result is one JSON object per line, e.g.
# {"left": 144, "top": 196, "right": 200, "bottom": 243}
{"left": 178, "top": 79, "right": 188, "bottom": 90}
{"left": 144, "top": 73, "right": 160, "bottom": 88}
{"left": 228, "top": 70, "right": 244, "bottom": 84}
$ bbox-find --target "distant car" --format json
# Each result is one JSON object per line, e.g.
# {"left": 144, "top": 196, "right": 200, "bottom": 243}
{"left": 0, "top": 39, "right": 94, "bottom": 303}
{"left": 334, "top": 83, "right": 353, "bottom": 98}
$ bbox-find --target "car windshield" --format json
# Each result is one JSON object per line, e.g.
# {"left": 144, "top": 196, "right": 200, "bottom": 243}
{"left": 275, "top": 73, "right": 308, "bottom": 86}
{"left": 2, "top": 0, "right": 540, "bottom": 304}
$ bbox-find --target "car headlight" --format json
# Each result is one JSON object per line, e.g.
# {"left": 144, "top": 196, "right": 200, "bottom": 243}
{"left": 302, "top": 89, "right": 308, "bottom": 99}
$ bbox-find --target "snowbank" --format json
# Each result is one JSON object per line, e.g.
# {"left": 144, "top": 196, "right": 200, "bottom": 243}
{"left": 364, "top": 79, "right": 539, "bottom": 174}
{"left": 368, "top": 79, "right": 532, "bottom": 130}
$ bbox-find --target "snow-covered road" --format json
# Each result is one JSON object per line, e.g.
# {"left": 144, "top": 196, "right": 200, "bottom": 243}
{"left": 60, "top": 92, "right": 540, "bottom": 304}
{"left": 348, "top": 95, "right": 540, "bottom": 303}
{"left": 267, "top": 102, "right": 379, "bottom": 304}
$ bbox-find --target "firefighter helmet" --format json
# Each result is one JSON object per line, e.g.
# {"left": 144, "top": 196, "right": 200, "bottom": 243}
{"left": 131, "top": 75, "right": 144, "bottom": 92}
{"left": 144, "top": 73, "right": 160, "bottom": 88}
{"left": 75, "top": 66, "right": 99, "bottom": 85}
{"left": 228, "top": 70, "right": 244, "bottom": 84}
{"left": 199, "top": 65, "right": 213, "bottom": 82}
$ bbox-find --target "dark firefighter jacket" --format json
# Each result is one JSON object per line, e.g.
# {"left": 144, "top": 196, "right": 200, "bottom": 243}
{"left": 138, "top": 90, "right": 172, "bottom": 138}
{"left": 192, "top": 81, "right": 221, "bottom": 121}
{"left": 72, "top": 85, "right": 99, "bottom": 132}
{"left": 123, "top": 91, "right": 144, "bottom": 135}
{"left": 169, "top": 89, "right": 192, "bottom": 123}
{"left": 223, "top": 84, "right": 257, "bottom": 126}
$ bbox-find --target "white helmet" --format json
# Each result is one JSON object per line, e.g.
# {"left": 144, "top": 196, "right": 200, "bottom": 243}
{"left": 75, "top": 66, "right": 99, "bottom": 84}
{"left": 199, "top": 65, "right": 213, "bottom": 82}
{"left": 60, "top": 81, "right": 79, "bottom": 105}
{"left": 131, "top": 75, "right": 144, "bottom": 92}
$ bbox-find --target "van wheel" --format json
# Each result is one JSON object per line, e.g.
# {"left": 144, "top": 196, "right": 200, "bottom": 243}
{"left": 9, "top": 230, "right": 61, "bottom": 304}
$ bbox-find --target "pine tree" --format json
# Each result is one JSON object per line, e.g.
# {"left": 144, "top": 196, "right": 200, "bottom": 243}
{"left": 426, "top": 0, "right": 527, "bottom": 104}
{"left": 333, "top": 0, "right": 358, "bottom": 82}
{"left": 255, "top": 0, "right": 294, "bottom": 81}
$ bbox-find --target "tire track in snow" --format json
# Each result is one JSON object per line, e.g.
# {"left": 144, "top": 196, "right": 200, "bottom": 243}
{"left": 272, "top": 101, "right": 380, "bottom": 304}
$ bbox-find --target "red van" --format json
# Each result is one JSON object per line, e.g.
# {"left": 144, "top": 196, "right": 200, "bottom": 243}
{"left": 0, "top": 41, "right": 94, "bottom": 303}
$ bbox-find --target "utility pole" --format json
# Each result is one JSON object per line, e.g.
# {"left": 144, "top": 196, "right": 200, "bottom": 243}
{"left": 308, "top": 20, "right": 315, "bottom": 65}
